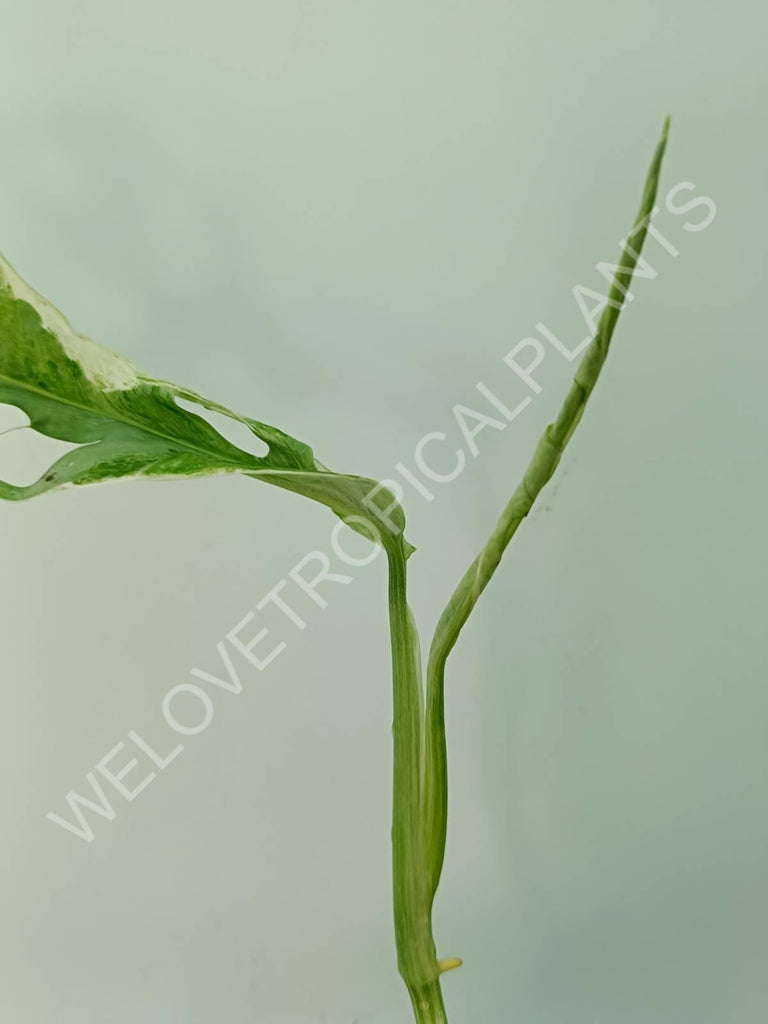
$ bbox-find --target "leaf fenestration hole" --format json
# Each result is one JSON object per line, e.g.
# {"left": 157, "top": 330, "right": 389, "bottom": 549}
{"left": 0, "top": 403, "right": 82, "bottom": 486}
{"left": 174, "top": 397, "right": 269, "bottom": 459}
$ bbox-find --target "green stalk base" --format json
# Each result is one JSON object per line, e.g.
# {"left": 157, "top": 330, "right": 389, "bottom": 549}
{"left": 407, "top": 979, "right": 448, "bottom": 1024}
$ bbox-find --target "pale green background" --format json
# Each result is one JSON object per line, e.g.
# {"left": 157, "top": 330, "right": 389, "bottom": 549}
{"left": 1, "top": 3, "right": 766, "bottom": 1022}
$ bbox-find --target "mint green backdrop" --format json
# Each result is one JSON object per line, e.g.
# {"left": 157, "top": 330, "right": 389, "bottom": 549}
{"left": 1, "top": 3, "right": 765, "bottom": 1022}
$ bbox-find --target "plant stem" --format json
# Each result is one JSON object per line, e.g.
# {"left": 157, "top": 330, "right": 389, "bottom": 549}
{"left": 407, "top": 978, "right": 449, "bottom": 1024}
{"left": 386, "top": 538, "right": 444, "bottom": 1008}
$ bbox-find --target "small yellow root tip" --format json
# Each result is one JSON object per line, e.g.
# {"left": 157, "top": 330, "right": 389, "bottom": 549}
{"left": 438, "top": 957, "right": 463, "bottom": 974}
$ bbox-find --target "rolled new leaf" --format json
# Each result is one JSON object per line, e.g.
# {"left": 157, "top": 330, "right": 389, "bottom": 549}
{"left": 422, "top": 117, "right": 671, "bottom": 903}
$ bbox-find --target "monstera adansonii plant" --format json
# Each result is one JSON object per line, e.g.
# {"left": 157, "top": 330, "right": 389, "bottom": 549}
{"left": 0, "top": 120, "right": 669, "bottom": 1023}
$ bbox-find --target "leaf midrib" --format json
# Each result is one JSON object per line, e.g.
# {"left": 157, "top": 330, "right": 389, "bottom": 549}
{"left": 0, "top": 369, "right": 263, "bottom": 471}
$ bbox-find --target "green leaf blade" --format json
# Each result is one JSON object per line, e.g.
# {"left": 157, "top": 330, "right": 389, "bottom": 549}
{"left": 0, "top": 250, "right": 411, "bottom": 553}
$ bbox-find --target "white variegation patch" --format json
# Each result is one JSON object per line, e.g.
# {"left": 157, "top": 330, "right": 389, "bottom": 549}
{"left": 0, "top": 251, "right": 139, "bottom": 392}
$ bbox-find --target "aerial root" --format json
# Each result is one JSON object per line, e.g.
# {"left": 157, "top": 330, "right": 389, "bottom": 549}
{"left": 437, "top": 957, "right": 463, "bottom": 974}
